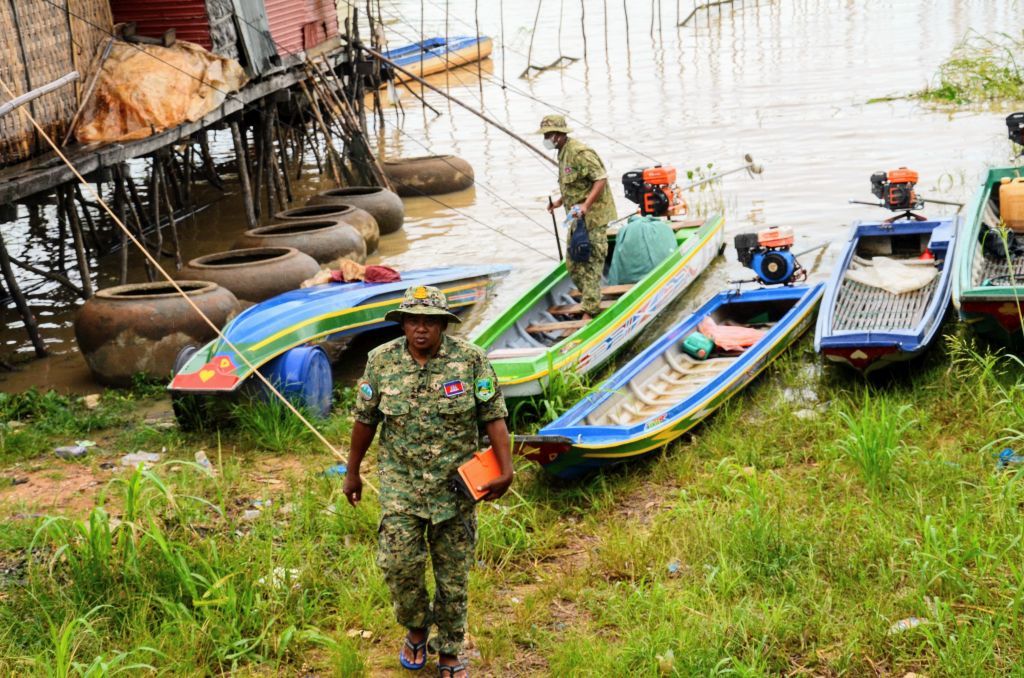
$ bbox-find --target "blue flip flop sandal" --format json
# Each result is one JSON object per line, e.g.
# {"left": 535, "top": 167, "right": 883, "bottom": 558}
{"left": 399, "top": 633, "right": 429, "bottom": 670}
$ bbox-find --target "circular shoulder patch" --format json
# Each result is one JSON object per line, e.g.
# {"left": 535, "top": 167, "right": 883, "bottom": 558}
{"left": 358, "top": 380, "right": 374, "bottom": 400}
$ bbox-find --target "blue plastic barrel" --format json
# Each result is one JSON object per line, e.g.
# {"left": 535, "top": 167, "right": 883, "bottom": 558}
{"left": 259, "top": 345, "right": 333, "bottom": 418}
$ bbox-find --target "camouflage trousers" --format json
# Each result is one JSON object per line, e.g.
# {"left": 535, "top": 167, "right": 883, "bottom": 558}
{"left": 377, "top": 510, "right": 476, "bottom": 656}
{"left": 565, "top": 222, "right": 609, "bottom": 316}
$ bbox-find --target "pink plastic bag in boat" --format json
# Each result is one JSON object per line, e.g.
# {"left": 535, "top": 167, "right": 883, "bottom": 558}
{"left": 697, "top": 317, "right": 765, "bottom": 352}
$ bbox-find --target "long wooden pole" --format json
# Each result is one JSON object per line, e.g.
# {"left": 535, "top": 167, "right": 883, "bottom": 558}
{"left": 361, "top": 45, "right": 557, "bottom": 167}
{"left": 0, "top": 232, "right": 46, "bottom": 357}
{"left": 229, "top": 119, "right": 258, "bottom": 228}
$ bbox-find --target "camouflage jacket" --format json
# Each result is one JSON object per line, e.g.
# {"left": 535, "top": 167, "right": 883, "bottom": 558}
{"left": 558, "top": 137, "right": 618, "bottom": 230}
{"left": 354, "top": 334, "right": 508, "bottom": 523}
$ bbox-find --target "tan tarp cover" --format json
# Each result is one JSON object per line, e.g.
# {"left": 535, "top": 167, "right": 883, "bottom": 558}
{"left": 75, "top": 40, "right": 247, "bottom": 143}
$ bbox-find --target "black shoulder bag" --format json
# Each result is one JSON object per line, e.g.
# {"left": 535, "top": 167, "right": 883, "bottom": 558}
{"left": 567, "top": 215, "right": 591, "bottom": 263}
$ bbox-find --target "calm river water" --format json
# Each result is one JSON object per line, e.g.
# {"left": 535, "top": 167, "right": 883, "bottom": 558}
{"left": 0, "top": 0, "right": 1017, "bottom": 391}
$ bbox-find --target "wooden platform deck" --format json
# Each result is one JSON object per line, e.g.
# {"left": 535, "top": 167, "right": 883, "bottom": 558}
{"left": 587, "top": 352, "right": 737, "bottom": 427}
{"left": 832, "top": 277, "right": 938, "bottom": 332}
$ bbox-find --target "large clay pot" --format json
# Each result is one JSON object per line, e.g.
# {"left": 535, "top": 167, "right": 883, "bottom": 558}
{"left": 234, "top": 220, "right": 367, "bottom": 264}
{"left": 383, "top": 155, "right": 474, "bottom": 197}
{"left": 274, "top": 204, "right": 379, "bottom": 254}
{"left": 178, "top": 247, "right": 320, "bottom": 304}
{"left": 306, "top": 186, "right": 405, "bottom": 235}
{"left": 74, "top": 280, "right": 239, "bottom": 386}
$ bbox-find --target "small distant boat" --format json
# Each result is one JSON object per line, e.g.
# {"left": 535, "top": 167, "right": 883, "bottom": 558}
{"left": 168, "top": 265, "right": 509, "bottom": 397}
{"left": 515, "top": 283, "right": 824, "bottom": 479}
{"left": 473, "top": 216, "right": 725, "bottom": 398}
{"left": 815, "top": 217, "right": 958, "bottom": 374}
{"left": 952, "top": 166, "right": 1024, "bottom": 347}
{"left": 383, "top": 36, "right": 493, "bottom": 81}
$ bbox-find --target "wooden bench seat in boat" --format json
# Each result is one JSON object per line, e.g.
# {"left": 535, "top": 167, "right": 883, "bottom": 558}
{"left": 547, "top": 299, "right": 615, "bottom": 315}
{"left": 568, "top": 284, "right": 634, "bottom": 299}
{"left": 525, "top": 319, "right": 589, "bottom": 335}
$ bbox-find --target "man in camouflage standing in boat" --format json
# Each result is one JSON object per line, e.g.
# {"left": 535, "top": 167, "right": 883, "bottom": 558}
{"left": 344, "top": 285, "right": 513, "bottom": 678}
{"left": 540, "top": 113, "right": 618, "bottom": 319}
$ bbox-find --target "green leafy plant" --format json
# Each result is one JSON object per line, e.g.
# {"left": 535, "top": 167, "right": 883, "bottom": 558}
{"left": 915, "top": 30, "right": 1024, "bottom": 104}
{"left": 836, "top": 394, "right": 914, "bottom": 489}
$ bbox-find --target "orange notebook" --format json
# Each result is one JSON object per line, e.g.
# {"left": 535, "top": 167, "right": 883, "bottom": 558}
{"left": 455, "top": 447, "right": 502, "bottom": 502}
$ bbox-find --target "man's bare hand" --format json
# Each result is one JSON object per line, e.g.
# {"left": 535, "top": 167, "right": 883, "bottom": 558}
{"left": 478, "top": 472, "right": 513, "bottom": 501}
{"left": 343, "top": 472, "right": 362, "bottom": 507}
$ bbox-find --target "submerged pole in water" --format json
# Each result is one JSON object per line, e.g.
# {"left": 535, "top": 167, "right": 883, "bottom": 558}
{"left": 229, "top": 119, "right": 258, "bottom": 229}
{"left": 0, "top": 229, "right": 46, "bottom": 357}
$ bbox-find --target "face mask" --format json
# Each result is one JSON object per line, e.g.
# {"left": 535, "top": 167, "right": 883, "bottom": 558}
{"left": 543, "top": 137, "right": 557, "bottom": 150}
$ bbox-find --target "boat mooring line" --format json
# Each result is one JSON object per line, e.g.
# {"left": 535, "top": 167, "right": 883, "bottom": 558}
{"left": 0, "top": 75, "right": 373, "bottom": 491}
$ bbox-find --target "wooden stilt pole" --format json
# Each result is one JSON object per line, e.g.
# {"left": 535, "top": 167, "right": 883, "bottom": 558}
{"left": 230, "top": 119, "right": 258, "bottom": 228}
{"left": 199, "top": 130, "right": 224, "bottom": 190}
{"left": 159, "top": 159, "right": 183, "bottom": 270}
{"left": 64, "top": 185, "right": 94, "bottom": 298}
{"left": 0, "top": 232, "right": 47, "bottom": 357}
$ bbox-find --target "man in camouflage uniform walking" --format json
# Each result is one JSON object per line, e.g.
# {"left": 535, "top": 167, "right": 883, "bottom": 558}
{"left": 344, "top": 285, "right": 513, "bottom": 678}
{"left": 539, "top": 113, "right": 618, "bottom": 319}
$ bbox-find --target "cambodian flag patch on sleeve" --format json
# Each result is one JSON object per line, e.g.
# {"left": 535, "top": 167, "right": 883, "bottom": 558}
{"left": 442, "top": 380, "right": 465, "bottom": 398}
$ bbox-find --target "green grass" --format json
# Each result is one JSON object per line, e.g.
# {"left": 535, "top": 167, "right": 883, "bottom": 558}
{"left": 2, "top": 325, "right": 1024, "bottom": 674}
{"left": 915, "top": 30, "right": 1024, "bottom": 105}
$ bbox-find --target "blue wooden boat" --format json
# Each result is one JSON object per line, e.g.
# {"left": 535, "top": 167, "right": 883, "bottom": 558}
{"left": 168, "top": 265, "right": 509, "bottom": 420}
{"left": 515, "top": 283, "right": 824, "bottom": 479}
{"left": 815, "top": 217, "right": 957, "bottom": 374}
{"left": 383, "top": 36, "right": 493, "bottom": 81}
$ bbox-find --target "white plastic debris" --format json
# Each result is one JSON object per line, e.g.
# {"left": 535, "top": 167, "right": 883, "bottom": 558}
{"left": 888, "top": 616, "right": 926, "bottom": 634}
{"left": 257, "top": 566, "right": 301, "bottom": 590}
{"left": 119, "top": 451, "right": 162, "bottom": 468}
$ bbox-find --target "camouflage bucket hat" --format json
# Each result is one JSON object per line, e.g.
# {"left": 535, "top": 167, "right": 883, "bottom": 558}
{"left": 535, "top": 113, "right": 572, "bottom": 135}
{"left": 384, "top": 285, "right": 462, "bottom": 323}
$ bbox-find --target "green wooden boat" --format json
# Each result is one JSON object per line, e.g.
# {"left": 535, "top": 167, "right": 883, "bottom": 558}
{"left": 952, "top": 167, "right": 1024, "bottom": 347}
{"left": 472, "top": 215, "right": 725, "bottom": 397}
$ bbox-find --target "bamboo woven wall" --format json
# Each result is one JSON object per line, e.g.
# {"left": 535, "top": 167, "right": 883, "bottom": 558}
{"left": 0, "top": 0, "right": 113, "bottom": 167}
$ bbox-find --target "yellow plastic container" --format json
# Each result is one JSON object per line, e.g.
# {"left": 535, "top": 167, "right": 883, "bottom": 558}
{"left": 999, "top": 177, "right": 1024, "bottom": 232}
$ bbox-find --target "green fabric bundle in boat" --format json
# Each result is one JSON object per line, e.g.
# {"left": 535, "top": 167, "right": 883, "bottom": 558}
{"left": 608, "top": 216, "right": 678, "bottom": 285}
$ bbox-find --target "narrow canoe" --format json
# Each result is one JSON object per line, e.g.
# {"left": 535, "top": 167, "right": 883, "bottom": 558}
{"left": 472, "top": 215, "right": 725, "bottom": 398}
{"left": 815, "top": 217, "right": 957, "bottom": 374}
{"left": 952, "top": 167, "right": 1024, "bottom": 347}
{"left": 168, "top": 265, "right": 509, "bottom": 393}
{"left": 384, "top": 36, "right": 493, "bottom": 82}
{"left": 515, "top": 283, "right": 824, "bottom": 479}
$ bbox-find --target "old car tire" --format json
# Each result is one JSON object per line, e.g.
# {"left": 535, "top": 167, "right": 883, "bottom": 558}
{"left": 233, "top": 220, "right": 367, "bottom": 264}
{"left": 273, "top": 204, "right": 380, "bottom": 254}
{"left": 383, "top": 155, "right": 474, "bottom": 197}
{"left": 178, "top": 247, "right": 320, "bottom": 304}
{"left": 74, "top": 281, "right": 239, "bottom": 386}
{"left": 306, "top": 186, "right": 405, "bottom": 235}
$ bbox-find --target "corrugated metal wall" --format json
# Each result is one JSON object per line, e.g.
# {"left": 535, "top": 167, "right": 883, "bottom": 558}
{"left": 109, "top": 0, "right": 213, "bottom": 49}
{"left": 264, "top": 0, "right": 338, "bottom": 58}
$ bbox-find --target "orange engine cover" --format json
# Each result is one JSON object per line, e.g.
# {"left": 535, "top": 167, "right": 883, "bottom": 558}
{"left": 888, "top": 167, "right": 918, "bottom": 184}
{"left": 642, "top": 165, "right": 676, "bottom": 185}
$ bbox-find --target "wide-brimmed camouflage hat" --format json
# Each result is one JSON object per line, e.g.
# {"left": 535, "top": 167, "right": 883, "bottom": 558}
{"left": 535, "top": 113, "right": 572, "bottom": 135}
{"left": 384, "top": 285, "right": 462, "bottom": 323}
